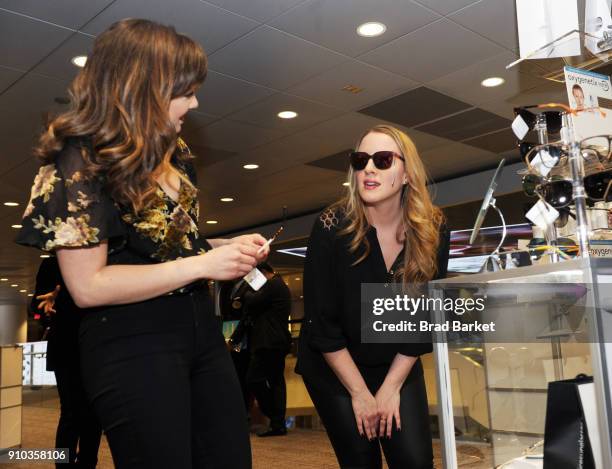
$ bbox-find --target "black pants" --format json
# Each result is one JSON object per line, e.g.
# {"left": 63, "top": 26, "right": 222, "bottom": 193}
{"left": 53, "top": 361, "right": 102, "bottom": 468}
{"left": 246, "top": 349, "right": 287, "bottom": 430}
{"left": 79, "top": 290, "right": 251, "bottom": 469}
{"left": 304, "top": 359, "right": 433, "bottom": 469}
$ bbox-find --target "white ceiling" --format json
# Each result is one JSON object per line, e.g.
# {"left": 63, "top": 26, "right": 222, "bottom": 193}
{"left": 0, "top": 0, "right": 573, "bottom": 293}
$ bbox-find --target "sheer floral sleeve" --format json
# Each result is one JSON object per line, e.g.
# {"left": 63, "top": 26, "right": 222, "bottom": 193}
{"left": 15, "top": 139, "right": 126, "bottom": 252}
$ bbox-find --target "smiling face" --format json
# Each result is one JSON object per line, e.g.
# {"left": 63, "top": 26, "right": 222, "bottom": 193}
{"left": 354, "top": 131, "right": 407, "bottom": 206}
{"left": 573, "top": 86, "right": 585, "bottom": 109}
{"left": 168, "top": 92, "right": 199, "bottom": 132}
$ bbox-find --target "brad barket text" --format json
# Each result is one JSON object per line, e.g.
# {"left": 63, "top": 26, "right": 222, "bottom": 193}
{"left": 372, "top": 320, "right": 496, "bottom": 333}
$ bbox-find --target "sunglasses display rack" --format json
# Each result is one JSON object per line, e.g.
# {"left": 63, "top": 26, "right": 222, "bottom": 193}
{"left": 517, "top": 103, "right": 612, "bottom": 262}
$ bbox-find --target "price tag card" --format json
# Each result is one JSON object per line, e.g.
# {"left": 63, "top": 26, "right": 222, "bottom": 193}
{"left": 244, "top": 267, "right": 267, "bottom": 291}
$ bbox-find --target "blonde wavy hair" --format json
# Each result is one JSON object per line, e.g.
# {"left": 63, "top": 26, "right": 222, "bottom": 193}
{"left": 331, "top": 124, "right": 444, "bottom": 284}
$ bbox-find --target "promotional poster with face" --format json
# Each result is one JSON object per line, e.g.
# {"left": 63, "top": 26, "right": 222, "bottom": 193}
{"left": 565, "top": 66, "right": 612, "bottom": 139}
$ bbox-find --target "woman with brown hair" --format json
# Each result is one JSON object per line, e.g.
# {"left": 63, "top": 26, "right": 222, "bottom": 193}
{"left": 296, "top": 125, "right": 450, "bottom": 468}
{"left": 17, "top": 19, "right": 265, "bottom": 468}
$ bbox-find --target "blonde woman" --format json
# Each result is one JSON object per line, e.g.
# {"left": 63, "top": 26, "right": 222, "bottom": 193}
{"left": 296, "top": 125, "right": 449, "bottom": 468}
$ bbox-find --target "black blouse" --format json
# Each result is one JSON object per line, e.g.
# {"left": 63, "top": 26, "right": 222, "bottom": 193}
{"left": 16, "top": 137, "right": 212, "bottom": 294}
{"left": 295, "top": 208, "right": 450, "bottom": 393}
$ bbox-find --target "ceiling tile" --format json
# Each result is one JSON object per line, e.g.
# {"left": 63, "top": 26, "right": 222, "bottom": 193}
{"left": 0, "top": 10, "right": 73, "bottom": 71}
{"left": 226, "top": 92, "right": 345, "bottom": 132}
{"left": 0, "top": 0, "right": 113, "bottom": 30}
{"left": 359, "top": 18, "right": 505, "bottom": 82}
{"left": 180, "top": 111, "right": 220, "bottom": 139}
{"left": 270, "top": 0, "right": 440, "bottom": 57}
{"left": 479, "top": 81, "right": 569, "bottom": 119}
{"left": 449, "top": 0, "right": 518, "bottom": 51}
{"left": 0, "top": 66, "right": 23, "bottom": 94}
{"left": 0, "top": 73, "right": 70, "bottom": 167}
{"left": 427, "top": 51, "right": 546, "bottom": 107}
{"left": 359, "top": 87, "right": 472, "bottom": 127}
{"left": 405, "top": 128, "right": 455, "bottom": 153}
{"left": 422, "top": 142, "right": 498, "bottom": 182}
{"left": 306, "top": 148, "right": 351, "bottom": 172}
{"left": 415, "top": 108, "right": 511, "bottom": 141}
{"left": 189, "top": 143, "right": 237, "bottom": 168}
{"left": 81, "top": 0, "right": 259, "bottom": 54}
{"left": 286, "top": 59, "right": 417, "bottom": 110}
{"left": 205, "top": 0, "right": 305, "bottom": 22}
{"left": 191, "top": 119, "right": 285, "bottom": 152}
{"left": 462, "top": 128, "right": 517, "bottom": 153}
{"left": 208, "top": 25, "right": 346, "bottom": 89}
{"left": 196, "top": 71, "right": 275, "bottom": 117}
{"left": 413, "top": 0, "right": 479, "bottom": 16}
{"left": 31, "top": 33, "right": 94, "bottom": 82}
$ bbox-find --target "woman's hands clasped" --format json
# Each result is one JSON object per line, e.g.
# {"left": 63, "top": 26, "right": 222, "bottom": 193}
{"left": 350, "top": 388, "right": 379, "bottom": 441}
{"left": 351, "top": 383, "right": 402, "bottom": 440}
{"left": 374, "top": 383, "right": 401, "bottom": 439}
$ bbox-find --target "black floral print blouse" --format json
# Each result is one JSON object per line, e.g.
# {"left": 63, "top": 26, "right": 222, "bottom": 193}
{"left": 16, "top": 137, "right": 211, "bottom": 291}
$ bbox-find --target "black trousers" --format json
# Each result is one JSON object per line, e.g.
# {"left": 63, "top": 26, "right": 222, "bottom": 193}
{"left": 304, "top": 359, "right": 433, "bottom": 469}
{"left": 53, "top": 360, "right": 102, "bottom": 468}
{"left": 246, "top": 349, "right": 287, "bottom": 430}
{"left": 79, "top": 290, "right": 251, "bottom": 469}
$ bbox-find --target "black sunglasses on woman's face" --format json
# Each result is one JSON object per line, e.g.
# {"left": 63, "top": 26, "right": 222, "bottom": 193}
{"left": 349, "top": 151, "right": 405, "bottom": 171}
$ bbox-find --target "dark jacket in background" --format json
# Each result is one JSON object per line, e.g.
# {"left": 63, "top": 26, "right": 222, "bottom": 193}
{"left": 32, "top": 257, "right": 83, "bottom": 371}
{"left": 233, "top": 275, "right": 292, "bottom": 353}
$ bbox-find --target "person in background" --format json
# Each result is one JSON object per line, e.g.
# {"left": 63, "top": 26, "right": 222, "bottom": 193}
{"left": 228, "top": 263, "right": 292, "bottom": 437}
{"left": 33, "top": 257, "right": 102, "bottom": 468}
{"left": 296, "top": 124, "right": 450, "bottom": 468}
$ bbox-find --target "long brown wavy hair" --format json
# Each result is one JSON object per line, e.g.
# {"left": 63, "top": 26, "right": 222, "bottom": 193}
{"left": 331, "top": 125, "right": 444, "bottom": 284}
{"left": 34, "top": 18, "right": 208, "bottom": 213}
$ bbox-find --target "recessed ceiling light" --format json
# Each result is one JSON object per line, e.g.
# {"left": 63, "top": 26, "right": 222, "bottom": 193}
{"left": 206, "top": 220, "right": 218, "bottom": 224}
{"left": 294, "top": 277, "right": 301, "bottom": 281}
{"left": 277, "top": 111, "right": 298, "bottom": 119}
{"left": 0, "top": 278, "right": 7, "bottom": 282}
{"left": 357, "top": 22, "right": 387, "bottom": 38}
{"left": 220, "top": 197, "right": 234, "bottom": 202}
{"left": 27, "top": 293, "right": 34, "bottom": 297}
{"left": 71, "top": 55, "right": 87, "bottom": 67}
{"left": 11, "top": 224, "right": 22, "bottom": 229}
{"left": 481, "top": 77, "right": 505, "bottom": 88}
{"left": 343, "top": 182, "right": 350, "bottom": 186}
{"left": 3, "top": 202, "right": 19, "bottom": 207}
{"left": 19, "top": 289, "right": 26, "bottom": 293}
{"left": 40, "top": 254, "right": 50, "bottom": 258}
{"left": 243, "top": 164, "right": 259, "bottom": 170}
{"left": 10, "top": 284, "right": 18, "bottom": 288}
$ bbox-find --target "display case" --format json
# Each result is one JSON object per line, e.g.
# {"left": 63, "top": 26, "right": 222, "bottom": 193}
{"left": 430, "top": 258, "right": 612, "bottom": 468}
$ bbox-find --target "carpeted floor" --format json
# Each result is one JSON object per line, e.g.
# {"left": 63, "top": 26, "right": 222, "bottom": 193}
{"left": 10, "top": 388, "right": 493, "bottom": 468}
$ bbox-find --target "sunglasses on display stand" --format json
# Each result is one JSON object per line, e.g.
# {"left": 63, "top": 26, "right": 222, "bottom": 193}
{"left": 522, "top": 167, "right": 612, "bottom": 209}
